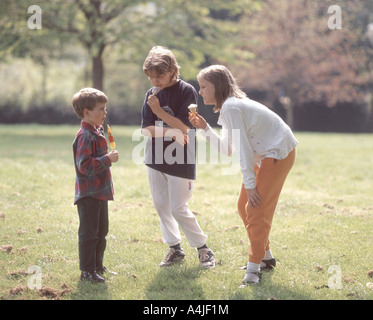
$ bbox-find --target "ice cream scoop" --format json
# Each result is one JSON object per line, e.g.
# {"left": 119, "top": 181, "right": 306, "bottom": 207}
{"left": 188, "top": 104, "right": 198, "bottom": 119}
{"left": 152, "top": 86, "right": 161, "bottom": 95}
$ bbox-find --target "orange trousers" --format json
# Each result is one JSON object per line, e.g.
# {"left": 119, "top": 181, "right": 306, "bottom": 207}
{"left": 237, "top": 148, "right": 296, "bottom": 264}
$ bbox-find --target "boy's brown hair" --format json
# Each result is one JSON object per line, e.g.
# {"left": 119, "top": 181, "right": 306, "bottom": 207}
{"left": 143, "top": 46, "right": 180, "bottom": 80}
{"left": 72, "top": 88, "right": 108, "bottom": 119}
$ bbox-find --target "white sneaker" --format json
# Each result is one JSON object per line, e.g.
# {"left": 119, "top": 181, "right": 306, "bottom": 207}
{"left": 198, "top": 248, "right": 215, "bottom": 268}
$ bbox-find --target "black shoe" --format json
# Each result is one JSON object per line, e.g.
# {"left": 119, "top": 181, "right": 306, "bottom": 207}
{"left": 261, "top": 258, "right": 276, "bottom": 270}
{"left": 80, "top": 271, "right": 105, "bottom": 283}
{"left": 96, "top": 266, "right": 117, "bottom": 276}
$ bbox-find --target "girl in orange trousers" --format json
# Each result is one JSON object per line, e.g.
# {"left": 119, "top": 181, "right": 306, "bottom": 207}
{"left": 190, "top": 65, "right": 298, "bottom": 286}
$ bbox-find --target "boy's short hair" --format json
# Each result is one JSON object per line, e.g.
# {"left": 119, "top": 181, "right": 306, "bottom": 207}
{"left": 72, "top": 88, "right": 108, "bottom": 119}
{"left": 143, "top": 46, "right": 180, "bottom": 80}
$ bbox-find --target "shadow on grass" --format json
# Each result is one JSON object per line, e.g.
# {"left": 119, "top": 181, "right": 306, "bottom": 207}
{"left": 229, "top": 269, "right": 312, "bottom": 300}
{"left": 146, "top": 264, "right": 205, "bottom": 300}
{"left": 70, "top": 279, "right": 110, "bottom": 300}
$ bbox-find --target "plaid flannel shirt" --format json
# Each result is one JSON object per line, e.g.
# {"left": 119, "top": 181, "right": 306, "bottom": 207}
{"left": 73, "top": 121, "right": 114, "bottom": 204}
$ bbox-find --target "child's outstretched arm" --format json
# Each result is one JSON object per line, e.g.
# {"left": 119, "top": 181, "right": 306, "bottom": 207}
{"left": 189, "top": 113, "right": 233, "bottom": 156}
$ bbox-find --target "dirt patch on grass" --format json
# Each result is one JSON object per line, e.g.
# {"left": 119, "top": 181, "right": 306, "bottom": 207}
{"left": 8, "top": 284, "right": 71, "bottom": 300}
{"left": 37, "top": 284, "right": 71, "bottom": 299}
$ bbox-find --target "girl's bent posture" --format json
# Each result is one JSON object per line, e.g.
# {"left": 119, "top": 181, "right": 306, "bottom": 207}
{"left": 191, "top": 65, "right": 298, "bottom": 285}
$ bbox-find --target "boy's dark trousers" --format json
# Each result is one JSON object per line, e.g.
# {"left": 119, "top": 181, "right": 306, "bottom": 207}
{"left": 77, "top": 197, "right": 109, "bottom": 273}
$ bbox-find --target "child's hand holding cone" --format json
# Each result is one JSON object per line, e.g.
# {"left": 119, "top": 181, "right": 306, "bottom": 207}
{"left": 188, "top": 107, "right": 207, "bottom": 130}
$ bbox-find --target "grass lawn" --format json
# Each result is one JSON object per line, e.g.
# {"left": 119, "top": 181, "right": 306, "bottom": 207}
{"left": 0, "top": 124, "right": 372, "bottom": 301}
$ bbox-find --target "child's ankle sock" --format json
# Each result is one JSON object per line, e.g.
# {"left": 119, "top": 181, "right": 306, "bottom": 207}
{"left": 263, "top": 249, "right": 274, "bottom": 260}
{"left": 246, "top": 262, "right": 261, "bottom": 273}
{"left": 197, "top": 244, "right": 208, "bottom": 251}
{"left": 170, "top": 243, "right": 181, "bottom": 251}
{"left": 242, "top": 262, "right": 261, "bottom": 284}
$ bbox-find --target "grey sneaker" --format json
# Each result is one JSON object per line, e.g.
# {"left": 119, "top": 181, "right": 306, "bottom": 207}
{"left": 198, "top": 248, "right": 215, "bottom": 268}
{"left": 159, "top": 248, "right": 185, "bottom": 267}
{"left": 239, "top": 271, "right": 262, "bottom": 288}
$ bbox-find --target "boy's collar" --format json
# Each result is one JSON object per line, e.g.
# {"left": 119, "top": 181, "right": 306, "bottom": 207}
{"left": 81, "top": 120, "right": 103, "bottom": 133}
{"left": 164, "top": 79, "right": 179, "bottom": 90}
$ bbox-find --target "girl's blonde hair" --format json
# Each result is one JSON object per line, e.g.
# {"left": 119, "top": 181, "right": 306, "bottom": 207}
{"left": 197, "top": 65, "right": 246, "bottom": 112}
{"left": 143, "top": 46, "right": 180, "bottom": 81}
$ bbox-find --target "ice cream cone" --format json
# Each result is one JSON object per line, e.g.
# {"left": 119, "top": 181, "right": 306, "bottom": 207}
{"left": 188, "top": 104, "right": 197, "bottom": 119}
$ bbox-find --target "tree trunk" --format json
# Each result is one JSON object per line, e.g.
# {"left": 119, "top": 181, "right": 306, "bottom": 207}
{"left": 92, "top": 44, "right": 105, "bottom": 91}
{"left": 41, "top": 63, "right": 47, "bottom": 106}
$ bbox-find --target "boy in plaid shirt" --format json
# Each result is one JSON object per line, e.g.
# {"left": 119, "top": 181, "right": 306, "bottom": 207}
{"left": 72, "top": 88, "right": 119, "bottom": 283}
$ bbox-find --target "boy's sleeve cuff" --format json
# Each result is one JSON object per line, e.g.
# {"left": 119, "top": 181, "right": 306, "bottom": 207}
{"left": 103, "top": 154, "right": 112, "bottom": 167}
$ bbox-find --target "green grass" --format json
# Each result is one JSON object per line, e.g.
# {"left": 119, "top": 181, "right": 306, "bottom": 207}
{"left": 0, "top": 124, "right": 372, "bottom": 300}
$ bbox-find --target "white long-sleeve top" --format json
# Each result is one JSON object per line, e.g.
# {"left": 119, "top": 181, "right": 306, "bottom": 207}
{"left": 200, "top": 97, "right": 298, "bottom": 189}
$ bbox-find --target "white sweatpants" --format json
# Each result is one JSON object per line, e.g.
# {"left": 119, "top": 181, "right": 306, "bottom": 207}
{"left": 147, "top": 167, "right": 208, "bottom": 248}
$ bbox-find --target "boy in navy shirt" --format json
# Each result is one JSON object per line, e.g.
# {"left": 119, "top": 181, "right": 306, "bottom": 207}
{"left": 141, "top": 46, "right": 215, "bottom": 268}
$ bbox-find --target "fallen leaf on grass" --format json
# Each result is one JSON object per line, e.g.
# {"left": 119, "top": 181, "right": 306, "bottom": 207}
{"left": 9, "top": 285, "right": 27, "bottom": 295}
{"left": 314, "top": 285, "right": 329, "bottom": 289}
{"left": 10, "top": 283, "right": 71, "bottom": 299}
{"left": 37, "top": 286, "right": 70, "bottom": 299}
{"left": 314, "top": 265, "right": 324, "bottom": 272}
{"left": 346, "top": 292, "right": 360, "bottom": 298}
{"left": 225, "top": 225, "right": 240, "bottom": 231}
{"left": 37, "top": 287, "right": 59, "bottom": 299}
{"left": 19, "top": 246, "right": 28, "bottom": 253}
{"left": 7, "top": 270, "right": 28, "bottom": 278}
{"left": 342, "top": 276, "right": 355, "bottom": 284}
{"left": 0, "top": 244, "right": 13, "bottom": 252}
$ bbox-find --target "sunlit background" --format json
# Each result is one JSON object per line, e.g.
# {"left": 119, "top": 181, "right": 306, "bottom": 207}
{"left": 1, "top": 0, "right": 372, "bottom": 132}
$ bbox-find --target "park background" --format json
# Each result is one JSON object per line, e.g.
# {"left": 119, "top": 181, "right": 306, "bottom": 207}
{"left": 1, "top": 0, "right": 373, "bottom": 301}
{"left": 1, "top": 0, "right": 373, "bottom": 132}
